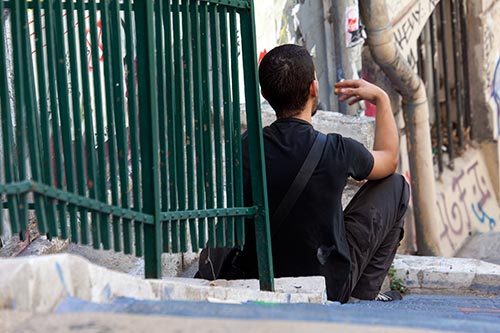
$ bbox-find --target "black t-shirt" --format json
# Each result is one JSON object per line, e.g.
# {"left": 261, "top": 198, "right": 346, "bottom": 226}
{"left": 239, "top": 118, "right": 374, "bottom": 301}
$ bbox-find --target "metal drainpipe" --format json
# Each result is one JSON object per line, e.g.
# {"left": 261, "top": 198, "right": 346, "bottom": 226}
{"left": 359, "top": 0, "right": 441, "bottom": 255}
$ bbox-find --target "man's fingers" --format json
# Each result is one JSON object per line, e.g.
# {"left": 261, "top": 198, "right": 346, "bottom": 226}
{"left": 335, "top": 87, "right": 359, "bottom": 96}
{"left": 334, "top": 79, "right": 362, "bottom": 88}
{"left": 348, "top": 96, "right": 363, "bottom": 105}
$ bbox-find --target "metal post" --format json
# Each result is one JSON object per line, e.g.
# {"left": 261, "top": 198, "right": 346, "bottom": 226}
{"left": 451, "top": 0, "right": 465, "bottom": 149}
{"left": 136, "top": 0, "right": 162, "bottom": 279}
{"left": 240, "top": 3, "right": 274, "bottom": 292}
{"left": 430, "top": 12, "right": 444, "bottom": 175}
{"left": 439, "top": 0, "right": 455, "bottom": 168}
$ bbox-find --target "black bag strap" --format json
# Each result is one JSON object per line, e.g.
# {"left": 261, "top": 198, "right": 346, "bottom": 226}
{"left": 271, "top": 132, "right": 327, "bottom": 235}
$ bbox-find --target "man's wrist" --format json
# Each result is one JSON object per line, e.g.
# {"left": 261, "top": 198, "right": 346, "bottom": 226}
{"left": 374, "top": 90, "right": 390, "bottom": 106}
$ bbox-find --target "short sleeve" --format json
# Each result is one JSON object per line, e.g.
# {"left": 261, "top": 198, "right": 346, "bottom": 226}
{"left": 342, "top": 137, "right": 374, "bottom": 181}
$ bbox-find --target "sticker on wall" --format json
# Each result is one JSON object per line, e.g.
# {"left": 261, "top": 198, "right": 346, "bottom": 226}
{"left": 345, "top": 6, "right": 365, "bottom": 48}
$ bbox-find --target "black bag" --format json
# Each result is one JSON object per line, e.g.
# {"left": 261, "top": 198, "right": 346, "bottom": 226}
{"left": 194, "top": 133, "right": 327, "bottom": 280}
{"left": 194, "top": 246, "right": 245, "bottom": 280}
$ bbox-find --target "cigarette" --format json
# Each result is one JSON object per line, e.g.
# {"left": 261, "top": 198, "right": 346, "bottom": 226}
{"left": 334, "top": 87, "right": 341, "bottom": 95}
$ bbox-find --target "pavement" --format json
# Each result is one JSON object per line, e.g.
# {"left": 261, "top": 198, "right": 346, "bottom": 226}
{"left": 0, "top": 310, "right": 451, "bottom": 333}
{"left": 2, "top": 293, "right": 500, "bottom": 333}
{"left": 1, "top": 230, "right": 500, "bottom": 332}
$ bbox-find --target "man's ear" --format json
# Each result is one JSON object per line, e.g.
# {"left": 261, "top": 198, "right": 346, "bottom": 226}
{"left": 309, "top": 79, "right": 318, "bottom": 97}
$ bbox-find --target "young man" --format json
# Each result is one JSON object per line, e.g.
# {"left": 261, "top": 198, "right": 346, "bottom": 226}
{"left": 238, "top": 44, "right": 410, "bottom": 303}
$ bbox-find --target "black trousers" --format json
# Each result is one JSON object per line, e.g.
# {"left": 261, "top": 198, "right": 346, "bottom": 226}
{"left": 342, "top": 173, "right": 410, "bottom": 300}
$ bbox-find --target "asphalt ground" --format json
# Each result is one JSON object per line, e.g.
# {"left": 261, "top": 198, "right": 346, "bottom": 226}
{"left": 49, "top": 294, "right": 500, "bottom": 333}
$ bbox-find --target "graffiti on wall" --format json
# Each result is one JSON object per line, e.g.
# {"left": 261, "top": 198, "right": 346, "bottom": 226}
{"left": 391, "top": 0, "right": 439, "bottom": 69}
{"left": 436, "top": 159, "right": 498, "bottom": 252}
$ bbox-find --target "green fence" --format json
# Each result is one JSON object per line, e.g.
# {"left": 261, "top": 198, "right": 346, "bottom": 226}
{"left": 0, "top": 0, "right": 274, "bottom": 291}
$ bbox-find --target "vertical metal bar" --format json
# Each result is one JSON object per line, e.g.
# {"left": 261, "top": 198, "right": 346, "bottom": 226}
{"left": 181, "top": 1, "right": 197, "bottom": 252}
{"left": 438, "top": 1, "right": 454, "bottom": 167}
{"left": 459, "top": 0, "right": 471, "bottom": 139}
{"left": 0, "top": 0, "right": 20, "bottom": 233}
{"left": 101, "top": 0, "right": 120, "bottom": 250}
{"left": 163, "top": 0, "right": 177, "bottom": 253}
{"left": 219, "top": 6, "right": 234, "bottom": 248}
{"left": 451, "top": 0, "right": 464, "bottom": 149}
{"left": 89, "top": 0, "right": 109, "bottom": 249}
{"left": 136, "top": 0, "right": 162, "bottom": 278}
{"left": 172, "top": 0, "right": 185, "bottom": 253}
{"left": 77, "top": 0, "right": 99, "bottom": 246}
{"left": 53, "top": 0, "right": 79, "bottom": 240}
{"left": 44, "top": 0, "right": 66, "bottom": 238}
{"left": 230, "top": 10, "right": 244, "bottom": 248}
{"left": 34, "top": 0, "right": 58, "bottom": 238}
{"left": 207, "top": 5, "right": 219, "bottom": 247}
{"left": 155, "top": 0, "right": 169, "bottom": 253}
{"left": 10, "top": 0, "right": 29, "bottom": 237}
{"left": 430, "top": 12, "right": 443, "bottom": 175}
{"left": 124, "top": 0, "right": 142, "bottom": 256}
{"left": 110, "top": 0, "right": 130, "bottom": 253}
{"left": 20, "top": 0, "right": 48, "bottom": 235}
{"left": 190, "top": 2, "right": 206, "bottom": 248}
{"left": 67, "top": 0, "right": 88, "bottom": 244}
{"left": 240, "top": 5, "right": 274, "bottom": 291}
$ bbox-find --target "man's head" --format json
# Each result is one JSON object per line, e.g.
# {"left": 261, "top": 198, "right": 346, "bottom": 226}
{"left": 259, "top": 44, "right": 317, "bottom": 118}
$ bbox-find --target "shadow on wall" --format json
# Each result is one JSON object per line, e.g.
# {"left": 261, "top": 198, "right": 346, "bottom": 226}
{"left": 493, "top": 59, "right": 500, "bottom": 136}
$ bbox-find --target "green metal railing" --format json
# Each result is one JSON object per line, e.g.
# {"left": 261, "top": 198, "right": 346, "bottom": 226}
{"left": 0, "top": 0, "right": 273, "bottom": 291}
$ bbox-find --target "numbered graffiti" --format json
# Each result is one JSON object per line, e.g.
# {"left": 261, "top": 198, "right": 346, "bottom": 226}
{"left": 437, "top": 159, "right": 498, "bottom": 252}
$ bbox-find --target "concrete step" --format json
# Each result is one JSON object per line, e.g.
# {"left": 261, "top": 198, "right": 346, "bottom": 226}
{"left": 0, "top": 253, "right": 326, "bottom": 313}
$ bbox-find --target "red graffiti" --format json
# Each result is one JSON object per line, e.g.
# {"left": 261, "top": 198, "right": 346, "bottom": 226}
{"left": 86, "top": 20, "right": 104, "bottom": 72}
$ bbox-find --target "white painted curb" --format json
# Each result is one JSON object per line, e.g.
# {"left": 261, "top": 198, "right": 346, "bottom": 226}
{"left": 393, "top": 254, "right": 500, "bottom": 295}
{"left": 0, "top": 254, "right": 327, "bottom": 313}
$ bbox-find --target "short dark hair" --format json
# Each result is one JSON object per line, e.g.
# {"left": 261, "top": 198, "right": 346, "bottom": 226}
{"left": 258, "top": 44, "right": 315, "bottom": 118}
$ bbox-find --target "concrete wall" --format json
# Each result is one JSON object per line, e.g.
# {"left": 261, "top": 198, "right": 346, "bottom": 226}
{"left": 254, "top": 0, "right": 363, "bottom": 114}
{"left": 369, "top": 0, "right": 500, "bottom": 256}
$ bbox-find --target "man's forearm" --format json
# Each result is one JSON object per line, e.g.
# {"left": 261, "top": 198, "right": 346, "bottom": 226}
{"left": 373, "top": 92, "right": 398, "bottom": 157}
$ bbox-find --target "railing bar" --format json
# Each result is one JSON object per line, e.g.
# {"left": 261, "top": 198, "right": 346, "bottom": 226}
{"left": 110, "top": 0, "right": 130, "bottom": 253}
{"left": 53, "top": 0, "right": 79, "bottom": 240}
{"left": 163, "top": 0, "right": 177, "bottom": 253}
{"left": 459, "top": 0, "right": 472, "bottom": 139}
{"left": 34, "top": 0, "right": 58, "bottom": 238}
{"left": 20, "top": 0, "right": 49, "bottom": 235}
{"left": 219, "top": 6, "right": 234, "bottom": 247}
{"left": 190, "top": 1, "right": 207, "bottom": 248}
{"left": 230, "top": 10, "right": 244, "bottom": 247}
{"left": 182, "top": 1, "right": 198, "bottom": 252}
{"left": 4, "top": 0, "right": 251, "bottom": 11}
{"left": 240, "top": 5, "right": 274, "bottom": 291}
{"left": 0, "top": 180, "right": 154, "bottom": 224}
{"left": 172, "top": 0, "right": 185, "bottom": 253}
{"left": 89, "top": 0, "right": 110, "bottom": 249}
{"left": 0, "top": 0, "right": 20, "bottom": 233}
{"left": 76, "top": 0, "right": 99, "bottom": 246}
{"left": 44, "top": 0, "right": 67, "bottom": 238}
{"left": 100, "top": 0, "right": 120, "bottom": 251}
{"left": 438, "top": 1, "right": 454, "bottom": 168}
{"left": 160, "top": 206, "right": 258, "bottom": 221}
{"left": 66, "top": 0, "right": 89, "bottom": 244}
{"left": 450, "top": 0, "right": 464, "bottom": 149}
{"left": 11, "top": 0, "right": 29, "bottom": 237}
{"left": 207, "top": 5, "right": 219, "bottom": 247}
{"left": 154, "top": 0, "right": 169, "bottom": 253}
{"left": 135, "top": 0, "right": 162, "bottom": 278}
{"left": 430, "top": 12, "right": 443, "bottom": 175}
{"left": 124, "top": 0, "right": 142, "bottom": 257}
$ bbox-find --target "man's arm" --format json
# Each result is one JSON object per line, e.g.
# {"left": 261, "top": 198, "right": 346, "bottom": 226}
{"left": 335, "top": 79, "right": 398, "bottom": 180}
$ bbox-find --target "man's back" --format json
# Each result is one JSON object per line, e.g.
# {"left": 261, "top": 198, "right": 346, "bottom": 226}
{"left": 239, "top": 117, "right": 373, "bottom": 299}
